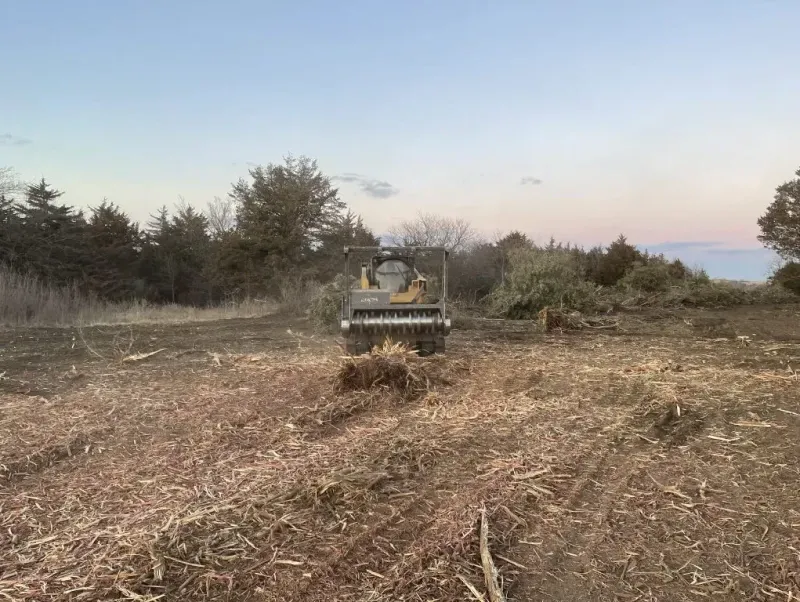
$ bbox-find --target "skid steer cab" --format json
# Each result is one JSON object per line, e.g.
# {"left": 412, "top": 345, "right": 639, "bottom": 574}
{"left": 340, "top": 246, "right": 451, "bottom": 356}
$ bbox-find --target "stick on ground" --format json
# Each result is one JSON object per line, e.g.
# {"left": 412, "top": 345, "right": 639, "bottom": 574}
{"left": 480, "top": 507, "right": 506, "bottom": 602}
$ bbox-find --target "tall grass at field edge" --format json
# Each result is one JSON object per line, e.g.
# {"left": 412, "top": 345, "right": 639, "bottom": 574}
{"left": 0, "top": 265, "right": 277, "bottom": 327}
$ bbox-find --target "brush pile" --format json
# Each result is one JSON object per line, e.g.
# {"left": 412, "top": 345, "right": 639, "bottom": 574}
{"left": 334, "top": 340, "right": 449, "bottom": 399}
{"left": 538, "top": 307, "right": 583, "bottom": 331}
{"left": 538, "top": 307, "right": 619, "bottom": 332}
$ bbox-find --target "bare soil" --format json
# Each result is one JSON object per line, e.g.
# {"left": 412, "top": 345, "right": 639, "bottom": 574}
{"left": 1, "top": 305, "right": 799, "bottom": 601}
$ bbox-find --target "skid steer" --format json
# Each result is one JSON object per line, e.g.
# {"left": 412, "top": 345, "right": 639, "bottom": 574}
{"left": 340, "top": 246, "right": 451, "bottom": 355}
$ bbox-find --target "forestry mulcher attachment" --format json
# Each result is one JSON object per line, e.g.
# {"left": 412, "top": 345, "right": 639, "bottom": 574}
{"left": 340, "top": 246, "right": 451, "bottom": 355}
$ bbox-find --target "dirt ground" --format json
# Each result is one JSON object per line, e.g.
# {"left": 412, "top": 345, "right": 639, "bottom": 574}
{"left": 1, "top": 305, "right": 799, "bottom": 601}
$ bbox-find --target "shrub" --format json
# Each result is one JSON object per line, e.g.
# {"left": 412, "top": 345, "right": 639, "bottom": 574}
{"left": 307, "top": 274, "right": 355, "bottom": 333}
{"left": 770, "top": 262, "right": 800, "bottom": 296}
{"left": 586, "top": 235, "right": 641, "bottom": 286}
{"left": 689, "top": 267, "right": 711, "bottom": 284}
{"left": 663, "top": 281, "right": 798, "bottom": 308}
{"left": 666, "top": 259, "right": 689, "bottom": 281}
{"left": 745, "top": 281, "right": 800, "bottom": 304}
{"left": 489, "top": 248, "right": 601, "bottom": 318}
{"left": 619, "top": 264, "right": 673, "bottom": 293}
{"left": 276, "top": 277, "right": 321, "bottom": 316}
{"left": 448, "top": 299, "right": 483, "bottom": 330}
{"left": 675, "top": 281, "right": 747, "bottom": 307}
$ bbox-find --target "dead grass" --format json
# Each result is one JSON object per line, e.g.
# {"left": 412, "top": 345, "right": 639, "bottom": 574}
{"left": 86, "top": 298, "right": 277, "bottom": 326}
{"left": 1, "top": 312, "right": 799, "bottom": 601}
{"left": 0, "top": 265, "right": 102, "bottom": 327}
{"left": 0, "top": 265, "right": 277, "bottom": 328}
{"left": 0, "top": 432, "right": 95, "bottom": 483}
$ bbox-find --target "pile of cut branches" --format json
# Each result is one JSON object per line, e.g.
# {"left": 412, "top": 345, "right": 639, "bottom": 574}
{"left": 538, "top": 307, "right": 619, "bottom": 333}
{"left": 334, "top": 340, "right": 450, "bottom": 400}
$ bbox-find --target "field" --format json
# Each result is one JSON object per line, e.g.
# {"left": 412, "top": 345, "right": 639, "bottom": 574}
{"left": 2, "top": 306, "right": 800, "bottom": 601}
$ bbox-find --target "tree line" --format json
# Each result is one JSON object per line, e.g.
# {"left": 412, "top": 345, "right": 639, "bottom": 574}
{"left": 2, "top": 157, "right": 799, "bottom": 309}
{"left": 0, "top": 156, "right": 379, "bottom": 305}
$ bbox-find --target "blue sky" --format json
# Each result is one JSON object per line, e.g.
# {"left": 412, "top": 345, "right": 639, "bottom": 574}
{"left": 2, "top": 0, "right": 799, "bottom": 280}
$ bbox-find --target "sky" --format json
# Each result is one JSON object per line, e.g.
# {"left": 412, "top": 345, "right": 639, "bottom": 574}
{"left": 2, "top": 0, "right": 799, "bottom": 280}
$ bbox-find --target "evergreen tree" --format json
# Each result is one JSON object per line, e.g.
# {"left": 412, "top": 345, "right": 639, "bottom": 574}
{"left": 313, "top": 209, "right": 380, "bottom": 280}
{"left": 0, "top": 194, "right": 24, "bottom": 267}
{"left": 171, "top": 202, "right": 211, "bottom": 304}
{"left": 229, "top": 155, "right": 346, "bottom": 283}
{"left": 140, "top": 206, "right": 180, "bottom": 302}
{"left": 14, "top": 179, "right": 89, "bottom": 286}
{"left": 758, "top": 166, "right": 800, "bottom": 260}
{"left": 84, "top": 201, "right": 143, "bottom": 299}
{"left": 139, "top": 202, "right": 212, "bottom": 304}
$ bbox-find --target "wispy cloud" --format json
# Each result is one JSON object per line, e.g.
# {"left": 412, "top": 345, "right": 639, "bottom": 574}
{"left": 520, "top": 176, "right": 542, "bottom": 186}
{"left": 642, "top": 241, "right": 774, "bottom": 255}
{"left": 640, "top": 241, "right": 724, "bottom": 253}
{"left": 705, "top": 247, "right": 774, "bottom": 256}
{"left": 333, "top": 172, "right": 399, "bottom": 199}
{"left": 0, "top": 133, "right": 32, "bottom": 146}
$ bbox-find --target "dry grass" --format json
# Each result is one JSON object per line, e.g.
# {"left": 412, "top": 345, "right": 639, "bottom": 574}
{"left": 1, "top": 310, "right": 799, "bottom": 601}
{"left": 0, "top": 265, "right": 276, "bottom": 327}
{"left": 86, "top": 298, "right": 277, "bottom": 326}
{"left": 0, "top": 265, "right": 102, "bottom": 327}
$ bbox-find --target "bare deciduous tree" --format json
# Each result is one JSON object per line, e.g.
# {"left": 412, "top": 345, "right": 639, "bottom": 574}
{"left": 0, "top": 166, "right": 24, "bottom": 198}
{"left": 386, "top": 212, "right": 479, "bottom": 253}
{"left": 204, "top": 196, "right": 237, "bottom": 237}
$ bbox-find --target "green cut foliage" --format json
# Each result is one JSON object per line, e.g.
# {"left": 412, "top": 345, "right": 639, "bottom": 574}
{"left": 489, "top": 247, "right": 600, "bottom": 318}
{"left": 619, "top": 264, "right": 673, "bottom": 293}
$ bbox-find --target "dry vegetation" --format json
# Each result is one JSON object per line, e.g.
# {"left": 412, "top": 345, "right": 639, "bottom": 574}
{"left": 0, "top": 266, "right": 277, "bottom": 328}
{"left": 1, "top": 306, "right": 800, "bottom": 601}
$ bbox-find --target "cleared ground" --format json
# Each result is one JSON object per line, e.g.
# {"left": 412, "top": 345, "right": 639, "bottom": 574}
{"left": 1, "top": 306, "right": 799, "bottom": 601}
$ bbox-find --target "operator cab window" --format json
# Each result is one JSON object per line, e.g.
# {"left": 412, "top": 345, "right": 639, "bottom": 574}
{"left": 375, "top": 259, "right": 412, "bottom": 293}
